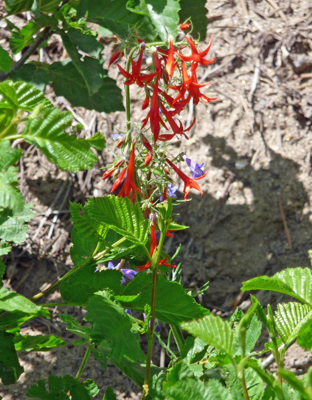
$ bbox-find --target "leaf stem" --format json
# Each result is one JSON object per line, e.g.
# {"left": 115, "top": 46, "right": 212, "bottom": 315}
{"left": 0, "top": 27, "right": 52, "bottom": 82}
{"left": 75, "top": 346, "right": 91, "bottom": 380}
{"left": 170, "top": 325, "right": 184, "bottom": 352}
{"left": 240, "top": 374, "right": 250, "bottom": 400}
{"left": 124, "top": 47, "right": 137, "bottom": 147}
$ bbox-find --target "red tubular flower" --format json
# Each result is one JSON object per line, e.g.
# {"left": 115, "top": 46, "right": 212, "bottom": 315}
{"left": 141, "top": 80, "right": 168, "bottom": 143}
{"left": 166, "top": 39, "right": 176, "bottom": 78}
{"left": 110, "top": 168, "right": 127, "bottom": 192}
{"left": 102, "top": 168, "right": 115, "bottom": 180}
{"left": 159, "top": 103, "right": 196, "bottom": 141}
{"left": 166, "top": 158, "right": 207, "bottom": 201}
{"left": 118, "top": 144, "right": 142, "bottom": 201}
{"left": 177, "top": 36, "right": 214, "bottom": 72}
{"left": 137, "top": 224, "right": 176, "bottom": 272}
{"left": 108, "top": 48, "right": 124, "bottom": 67}
{"left": 153, "top": 50, "right": 163, "bottom": 80}
{"left": 142, "top": 93, "right": 150, "bottom": 110}
{"left": 117, "top": 50, "right": 158, "bottom": 87}
{"left": 169, "top": 62, "right": 216, "bottom": 105}
{"left": 140, "top": 133, "right": 154, "bottom": 166}
{"left": 160, "top": 91, "right": 189, "bottom": 116}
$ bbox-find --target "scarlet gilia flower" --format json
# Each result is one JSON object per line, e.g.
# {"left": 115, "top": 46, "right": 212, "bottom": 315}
{"left": 137, "top": 223, "right": 176, "bottom": 272}
{"left": 141, "top": 80, "right": 168, "bottom": 143}
{"left": 169, "top": 61, "right": 216, "bottom": 105}
{"left": 159, "top": 103, "right": 195, "bottom": 141}
{"left": 177, "top": 36, "right": 214, "bottom": 72}
{"left": 166, "top": 158, "right": 207, "bottom": 201}
{"left": 102, "top": 159, "right": 125, "bottom": 180}
{"left": 142, "top": 93, "right": 149, "bottom": 110}
{"left": 108, "top": 47, "right": 124, "bottom": 67}
{"left": 117, "top": 50, "right": 158, "bottom": 87}
{"left": 180, "top": 22, "right": 191, "bottom": 31}
{"left": 166, "top": 38, "right": 176, "bottom": 78}
{"left": 110, "top": 145, "right": 142, "bottom": 201}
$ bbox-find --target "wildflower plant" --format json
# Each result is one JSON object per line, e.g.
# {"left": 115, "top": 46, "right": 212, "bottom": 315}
{"left": 2, "top": 2, "right": 312, "bottom": 400}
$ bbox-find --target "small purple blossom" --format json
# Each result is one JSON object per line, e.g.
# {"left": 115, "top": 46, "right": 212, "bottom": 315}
{"left": 183, "top": 155, "right": 205, "bottom": 178}
{"left": 125, "top": 309, "right": 132, "bottom": 315}
{"left": 107, "top": 261, "right": 137, "bottom": 284}
{"left": 113, "top": 133, "right": 124, "bottom": 141}
{"left": 160, "top": 183, "right": 179, "bottom": 202}
{"left": 143, "top": 313, "right": 161, "bottom": 333}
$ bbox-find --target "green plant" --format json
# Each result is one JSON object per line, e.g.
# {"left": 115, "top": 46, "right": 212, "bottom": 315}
{"left": 1, "top": 1, "right": 312, "bottom": 400}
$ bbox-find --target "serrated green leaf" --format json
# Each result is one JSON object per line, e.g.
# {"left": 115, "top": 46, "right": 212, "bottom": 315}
{"left": 5, "top": 0, "right": 34, "bottom": 14}
{"left": 85, "top": 196, "right": 149, "bottom": 246}
{"left": 179, "top": 0, "right": 208, "bottom": 40}
{"left": 0, "top": 140, "right": 22, "bottom": 172}
{"left": 22, "top": 106, "right": 100, "bottom": 172}
{"left": 86, "top": 132, "right": 106, "bottom": 150}
{"left": 0, "top": 287, "right": 42, "bottom": 314}
{"left": 60, "top": 265, "right": 124, "bottom": 305}
{"left": 0, "top": 330, "right": 24, "bottom": 385}
{"left": 242, "top": 267, "right": 312, "bottom": 305}
{"left": 274, "top": 302, "right": 312, "bottom": 345}
{"left": 13, "top": 333, "right": 66, "bottom": 351}
{"left": 182, "top": 314, "right": 235, "bottom": 357}
{"left": 298, "top": 319, "right": 312, "bottom": 350}
{"left": 0, "top": 309, "right": 49, "bottom": 331}
{"left": 0, "top": 47, "right": 12, "bottom": 72}
{"left": 0, "top": 204, "right": 35, "bottom": 244}
{"left": 118, "top": 273, "right": 209, "bottom": 325}
{"left": 10, "top": 63, "right": 49, "bottom": 92}
{"left": 167, "top": 221, "right": 188, "bottom": 231}
{"left": 0, "top": 241, "right": 12, "bottom": 257}
{"left": 278, "top": 368, "right": 306, "bottom": 396}
{"left": 49, "top": 60, "right": 125, "bottom": 112}
{"left": 85, "top": 291, "right": 145, "bottom": 362}
{"left": 12, "top": 80, "right": 46, "bottom": 111}
{"left": 10, "top": 21, "right": 37, "bottom": 54}
{"left": 0, "top": 166, "right": 24, "bottom": 211}
{"left": 67, "top": 28, "right": 104, "bottom": 58}
{"left": 103, "top": 387, "right": 117, "bottom": 400}
{"left": 83, "top": 379, "right": 99, "bottom": 398}
{"left": 59, "top": 30, "right": 105, "bottom": 96}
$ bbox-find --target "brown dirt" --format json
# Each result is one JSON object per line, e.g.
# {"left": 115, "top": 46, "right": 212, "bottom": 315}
{"left": 1, "top": 0, "right": 312, "bottom": 398}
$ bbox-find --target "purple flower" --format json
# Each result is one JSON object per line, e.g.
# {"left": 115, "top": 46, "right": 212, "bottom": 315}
{"left": 107, "top": 261, "right": 137, "bottom": 284}
{"left": 160, "top": 183, "right": 179, "bottom": 202}
{"left": 143, "top": 314, "right": 161, "bottom": 333}
{"left": 125, "top": 309, "right": 132, "bottom": 315}
{"left": 113, "top": 133, "right": 124, "bottom": 141}
{"left": 183, "top": 155, "right": 205, "bottom": 178}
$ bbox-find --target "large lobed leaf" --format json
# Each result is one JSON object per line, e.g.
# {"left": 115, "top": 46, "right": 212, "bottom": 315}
{"left": 49, "top": 60, "right": 125, "bottom": 113}
{"left": 22, "top": 106, "right": 101, "bottom": 172}
{"left": 179, "top": 0, "right": 208, "bottom": 40}
{"left": 242, "top": 267, "right": 312, "bottom": 305}
{"left": 274, "top": 302, "right": 312, "bottom": 345}
{"left": 0, "top": 204, "right": 35, "bottom": 244}
{"left": 181, "top": 314, "right": 235, "bottom": 357}
{"left": 118, "top": 273, "right": 209, "bottom": 325}
{"left": 85, "top": 291, "right": 145, "bottom": 362}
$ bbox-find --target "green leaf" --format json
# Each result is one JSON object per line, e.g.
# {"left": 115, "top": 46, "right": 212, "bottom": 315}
{"left": 77, "top": 0, "right": 154, "bottom": 41}
{"left": 10, "top": 21, "right": 37, "bottom": 55}
{"left": 49, "top": 60, "right": 125, "bottom": 112}
{"left": 0, "top": 47, "right": 12, "bottom": 72}
{"left": 22, "top": 106, "right": 101, "bottom": 172}
{"left": 0, "top": 309, "right": 49, "bottom": 331}
{"left": 13, "top": 333, "right": 66, "bottom": 351}
{"left": 274, "top": 302, "right": 312, "bottom": 345}
{"left": 0, "top": 330, "right": 24, "bottom": 385}
{"left": 26, "top": 375, "right": 91, "bottom": 399}
{"left": 60, "top": 265, "right": 124, "bottom": 305}
{"left": 60, "top": 314, "right": 92, "bottom": 341}
{"left": 39, "top": 0, "right": 60, "bottom": 12}
{"left": 298, "top": 319, "right": 312, "bottom": 350}
{"left": 85, "top": 196, "right": 150, "bottom": 246}
{"left": 0, "top": 287, "right": 42, "bottom": 313}
{"left": 181, "top": 314, "right": 235, "bottom": 357}
{"left": 86, "top": 132, "right": 106, "bottom": 150}
{"left": 128, "top": 0, "right": 181, "bottom": 41}
{"left": 5, "top": 0, "right": 34, "bottom": 14}
{"left": 10, "top": 63, "right": 49, "bottom": 92}
{"left": 0, "top": 204, "right": 35, "bottom": 244}
{"left": 67, "top": 28, "right": 104, "bottom": 58}
{"left": 59, "top": 30, "right": 105, "bottom": 96}
{"left": 242, "top": 267, "right": 312, "bottom": 305}
{"left": 85, "top": 291, "right": 145, "bottom": 362}
{"left": 0, "top": 80, "right": 46, "bottom": 112}
{"left": 179, "top": 0, "right": 208, "bottom": 40}
{"left": 278, "top": 368, "right": 306, "bottom": 397}
{"left": 118, "top": 273, "right": 209, "bottom": 325}
{"left": 103, "top": 387, "right": 117, "bottom": 400}
{"left": 83, "top": 379, "right": 99, "bottom": 398}
{"left": 167, "top": 221, "right": 188, "bottom": 231}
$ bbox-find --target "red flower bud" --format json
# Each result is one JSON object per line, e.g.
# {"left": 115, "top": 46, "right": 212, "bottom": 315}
{"left": 145, "top": 152, "right": 153, "bottom": 167}
{"left": 142, "top": 93, "right": 149, "bottom": 110}
{"left": 180, "top": 23, "right": 191, "bottom": 31}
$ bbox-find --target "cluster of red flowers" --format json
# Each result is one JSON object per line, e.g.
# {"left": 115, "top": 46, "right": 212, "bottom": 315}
{"left": 103, "top": 28, "right": 215, "bottom": 205}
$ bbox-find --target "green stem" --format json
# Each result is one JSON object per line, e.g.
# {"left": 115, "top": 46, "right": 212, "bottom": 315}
{"left": 31, "top": 237, "right": 126, "bottom": 302}
{"left": 124, "top": 47, "right": 138, "bottom": 147}
{"left": 75, "top": 346, "right": 91, "bottom": 380}
{"left": 142, "top": 267, "right": 158, "bottom": 400}
{"left": 170, "top": 325, "right": 184, "bottom": 352}
{"left": 240, "top": 373, "right": 250, "bottom": 400}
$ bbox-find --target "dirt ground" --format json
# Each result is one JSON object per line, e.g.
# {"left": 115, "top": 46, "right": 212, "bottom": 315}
{"left": 1, "top": 0, "right": 312, "bottom": 398}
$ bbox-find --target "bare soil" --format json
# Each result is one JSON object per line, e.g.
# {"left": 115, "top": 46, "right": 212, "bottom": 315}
{"left": 1, "top": 0, "right": 312, "bottom": 398}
